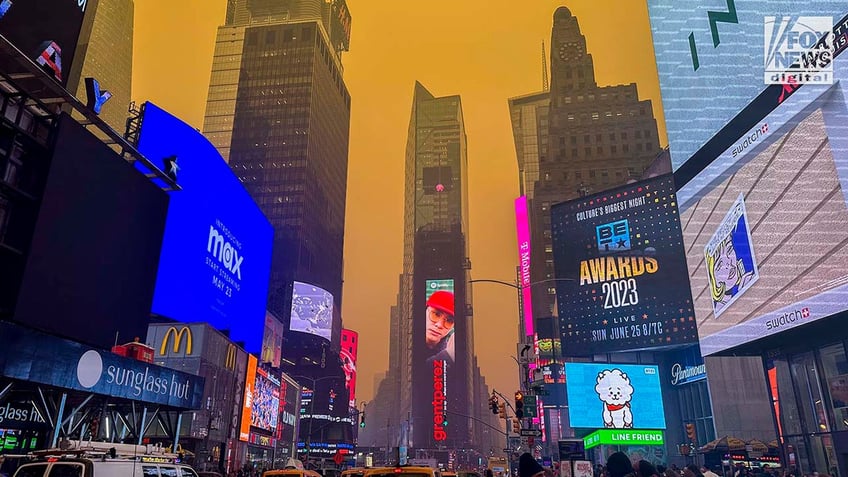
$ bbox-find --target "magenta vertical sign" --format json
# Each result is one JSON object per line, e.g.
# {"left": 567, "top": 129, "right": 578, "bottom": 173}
{"left": 515, "top": 196, "right": 534, "bottom": 336}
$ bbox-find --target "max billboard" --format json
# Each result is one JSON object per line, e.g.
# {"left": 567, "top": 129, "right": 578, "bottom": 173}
{"left": 136, "top": 102, "right": 273, "bottom": 354}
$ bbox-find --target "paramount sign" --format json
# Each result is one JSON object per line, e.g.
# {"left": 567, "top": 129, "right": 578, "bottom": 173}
{"left": 670, "top": 362, "right": 707, "bottom": 386}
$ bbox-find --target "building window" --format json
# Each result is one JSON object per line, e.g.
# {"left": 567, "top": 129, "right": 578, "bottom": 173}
{"left": 547, "top": 287, "right": 557, "bottom": 295}
{"left": 559, "top": 137, "right": 566, "bottom": 146}
{"left": 585, "top": 147, "right": 591, "bottom": 156}
{"left": 589, "top": 170, "right": 596, "bottom": 178}
{"left": 611, "top": 145, "right": 617, "bottom": 153}
{"left": 636, "top": 130, "right": 642, "bottom": 138}
{"left": 597, "top": 146, "right": 603, "bottom": 154}
{"left": 583, "top": 134, "right": 590, "bottom": 143}
{"left": 567, "top": 114, "right": 575, "bottom": 120}
{"left": 575, "top": 171, "right": 582, "bottom": 179}
{"left": 591, "top": 112, "right": 599, "bottom": 120}
{"left": 0, "top": 197, "right": 9, "bottom": 243}
{"left": 623, "top": 144, "right": 630, "bottom": 153}
{"left": 545, "top": 245, "right": 553, "bottom": 253}
{"left": 637, "top": 143, "right": 643, "bottom": 151}
{"left": 571, "top": 149, "right": 578, "bottom": 157}
{"left": 564, "top": 97, "right": 572, "bottom": 104}
{"left": 621, "top": 132, "right": 628, "bottom": 140}
{"left": 570, "top": 136, "right": 577, "bottom": 145}
{"left": 596, "top": 134, "right": 602, "bottom": 141}
{"left": 541, "top": 201, "right": 550, "bottom": 211}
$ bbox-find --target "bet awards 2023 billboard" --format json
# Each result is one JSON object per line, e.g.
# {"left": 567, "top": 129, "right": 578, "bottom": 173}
{"left": 551, "top": 175, "right": 697, "bottom": 355}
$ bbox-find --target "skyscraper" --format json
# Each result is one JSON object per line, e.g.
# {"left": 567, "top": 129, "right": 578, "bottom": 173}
{"left": 528, "top": 7, "right": 661, "bottom": 319}
{"left": 396, "top": 82, "right": 477, "bottom": 453}
{"left": 202, "top": 0, "right": 353, "bottom": 461}
{"left": 73, "top": 0, "right": 134, "bottom": 134}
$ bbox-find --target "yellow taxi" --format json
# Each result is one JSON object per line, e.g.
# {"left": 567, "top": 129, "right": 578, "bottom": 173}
{"left": 342, "top": 468, "right": 368, "bottom": 477}
{"left": 363, "top": 466, "right": 439, "bottom": 477}
{"left": 263, "top": 469, "right": 323, "bottom": 477}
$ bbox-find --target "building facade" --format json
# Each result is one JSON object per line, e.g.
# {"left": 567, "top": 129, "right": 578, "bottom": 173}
{"left": 530, "top": 6, "right": 661, "bottom": 320}
{"left": 73, "top": 0, "right": 134, "bottom": 134}
{"left": 202, "top": 0, "right": 354, "bottom": 462}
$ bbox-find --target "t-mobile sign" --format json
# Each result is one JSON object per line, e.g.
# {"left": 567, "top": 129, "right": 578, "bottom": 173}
{"left": 515, "top": 196, "right": 534, "bottom": 336}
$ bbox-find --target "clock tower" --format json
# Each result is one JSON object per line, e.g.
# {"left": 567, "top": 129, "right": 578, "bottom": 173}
{"left": 549, "top": 7, "right": 596, "bottom": 95}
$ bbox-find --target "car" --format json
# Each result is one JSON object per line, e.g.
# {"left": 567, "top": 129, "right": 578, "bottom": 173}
{"left": 12, "top": 440, "right": 198, "bottom": 477}
{"left": 262, "top": 469, "right": 322, "bottom": 477}
{"left": 363, "top": 466, "right": 439, "bottom": 477}
{"left": 341, "top": 468, "right": 367, "bottom": 477}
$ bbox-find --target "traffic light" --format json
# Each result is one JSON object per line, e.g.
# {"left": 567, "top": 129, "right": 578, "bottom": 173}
{"left": 498, "top": 402, "right": 506, "bottom": 419}
{"left": 490, "top": 394, "right": 499, "bottom": 415}
{"left": 512, "top": 419, "right": 520, "bottom": 434}
{"left": 359, "top": 412, "right": 366, "bottom": 428}
{"left": 685, "top": 423, "right": 696, "bottom": 442}
{"left": 514, "top": 391, "right": 525, "bottom": 419}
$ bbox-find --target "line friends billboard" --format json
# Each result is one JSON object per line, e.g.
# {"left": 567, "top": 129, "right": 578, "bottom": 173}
{"left": 565, "top": 363, "right": 666, "bottom": 430}
{"left": 551, "top": 176, "right": 697, "bottom": 355}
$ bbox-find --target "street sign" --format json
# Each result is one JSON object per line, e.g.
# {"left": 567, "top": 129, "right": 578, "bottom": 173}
{"left": 523, "top": 395, "right": 537, "bottom": 417}
{"left": 521, "top": 429, "right": 542, "bottom": 437}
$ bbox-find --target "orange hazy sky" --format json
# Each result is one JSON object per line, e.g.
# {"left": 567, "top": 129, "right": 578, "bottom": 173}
{"left": 132, "top": 0, "right": 667, "bottom": 404}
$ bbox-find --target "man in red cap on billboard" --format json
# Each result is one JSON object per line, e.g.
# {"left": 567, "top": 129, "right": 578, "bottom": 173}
{"left": 425, "top": 290, "right": 455, "bottom": 364}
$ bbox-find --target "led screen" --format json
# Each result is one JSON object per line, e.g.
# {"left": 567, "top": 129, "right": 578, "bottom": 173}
{"left": 647, "top": 0, "right": 846, "bottom": 170}
{"left": 423, "top": 279, "right": 456, "bottom": 365}
{"left": 136, "top": 102, "right": 273, "bottom": 354}
{"left": 262, "top": 312, "right": 284, "bottom": 367}
{"left": 239, "top": 355, "right": 258, "bottom": 441}
{"left": 565, "top": 363, "right": 666, "bottom": 430}
{"left": 14, "top": 114, "right": 167, "bottom": 350}
{"left": 290, "top": 281, "right": 334, "bottom": 341}
{"left": 340, "top": 329, "right": 358, "bottom": 409}
{"left": 551, "top": 176, "right": 698, "bottom": 355}
{"left": 251, "top": 368, "right": 280, "bottom": 432}
{"left": 0, "top": 0, "right": 89, "bottom": 86}
{"left": 678, "top": 44, "right": 848, "bottom": 355}
{"left": 515, "top": 196, "right": 534, "bottom": 336}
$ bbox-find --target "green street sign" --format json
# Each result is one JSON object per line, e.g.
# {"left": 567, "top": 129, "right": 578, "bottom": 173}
{"left": 583, "top": 429, "right": 664, "bottom": 449}
{"left": 523, "top": 395, "right": 537, "bottom": 418}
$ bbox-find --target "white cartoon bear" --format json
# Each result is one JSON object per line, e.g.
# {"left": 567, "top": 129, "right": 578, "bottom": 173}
{"left": 595, "top": 368, "right": 634, "bottom": 429}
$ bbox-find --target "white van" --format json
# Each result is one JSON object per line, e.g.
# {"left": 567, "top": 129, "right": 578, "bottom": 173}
{"left": 12, "top": 441, "right": 199, "bottom": 477}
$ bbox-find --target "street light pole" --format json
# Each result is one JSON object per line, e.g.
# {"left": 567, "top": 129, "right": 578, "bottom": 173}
{"left": 291, "top": 375, "right": 338, "bottom": 469}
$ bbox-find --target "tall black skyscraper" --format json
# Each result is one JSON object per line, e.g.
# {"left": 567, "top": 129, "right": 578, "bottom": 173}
{"left": 202, "top": 0, "right": 354, "bottom": 460}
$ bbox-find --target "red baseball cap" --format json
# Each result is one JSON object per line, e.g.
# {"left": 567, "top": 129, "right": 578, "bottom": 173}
{"left": 427, "top": 290, "right": 454, "bottom": 316}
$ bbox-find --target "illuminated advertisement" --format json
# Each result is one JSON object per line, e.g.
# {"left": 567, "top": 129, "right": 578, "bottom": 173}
{"left": 424, "top": 279, "right": 456, "bottom": 365}
{"left": 550, "top": 176, "right": 698, "bottom": 355}
{"left": 290, "top": 281, "right": 334, "bottom": 341}
{"left": 565, "top": 363, "right": 666, "bottom": 430}
{"left": 276, "top": 374, "right": 301, "bottom": 456}
{"left": 0, "top": 0, "right": 89, "bottom": 85}
{"left": 262, "top": 312, "right": 284, "bottom": 367}
{"left": 647, "top": 0, "right": 846, "bottom": 170}
{"left": 251, "top": 367, "right": 280, "bottom": 432}
{"left": 515, "top": 196, "right": 534, "bottom": 336}
{"left": 137, "top": 102, "right": 273, "bottom": 354}
{"left": 0, "top": 322, "right": 204, "bottom": 409}
{"left": 239, "top": 355, "right": 258, "bottom": 441}
{"left": 425, "top": 279, "right": 455, "bottom": 443}
{"left": 340, "top": 329, "right": 358, "bottom": 409}
{"left": 677, "top": 32, "right": 848, "bottom": 355}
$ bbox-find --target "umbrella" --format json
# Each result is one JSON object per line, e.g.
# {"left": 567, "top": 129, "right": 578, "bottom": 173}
{"left": 699, "top": 436, "right": 748, "bottom": 452}
{"left": 746, "top": 439, "right": 769, "bottom": 453}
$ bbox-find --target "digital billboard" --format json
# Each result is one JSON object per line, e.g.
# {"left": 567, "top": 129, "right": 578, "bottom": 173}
{"left": 0, "top": 0, "right": 89, "bottom": 86}
{"left": 424, "top": 279, "right": 456, "bottom": 366}
{"left": 251, "top": 367, "right": 280, "bottom": 432}
{"left": 340, "top": 329, "right": 358, "bottom": 409}
{"left": 677, "top": 36, "right": 848, "bottom": 355}
{"left": 290, "top": 281, "right": 334, "bottom": 341}
{"left": 647, "top": 0, "right": 846, "bottom": 170}
{"left": 262, "top": 312, "right": 284, "bottom": 367}
{"left": 550, "top": 176, "right": 698, "bottom": 355}
{"left": 14, "top": 113, "right": 168, "bottom": 350}
{"left": 136, "top": 102, "right": 273, "bottom": 354}
{"left": 515, "top": 196, "right": 534, "bottom": 336}
{"left": 239, "top": 354, "right": 258, "bottom": 442}
{"left": 564, "top": 363, "right": 666, "bottom": 430}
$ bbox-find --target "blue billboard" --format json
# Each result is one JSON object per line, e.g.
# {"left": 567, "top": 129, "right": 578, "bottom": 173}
{"left": 0, "top": 322, "right": 204, "bottom": 409}
{"left": 136, "top": 102, "right": 273, "bottom": 354}
{"left": 647, "top": 0, "right": 845, "bottom": 170}
{"left": 565, "top": 363, "right": 666, "bottom": 430}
